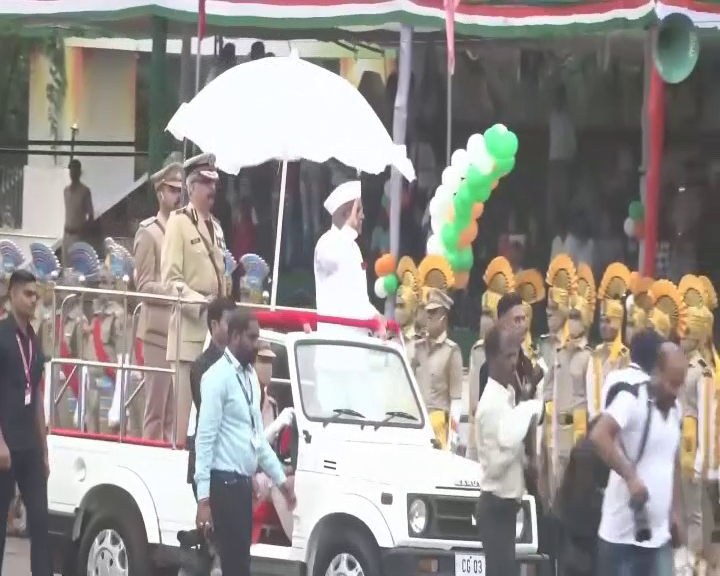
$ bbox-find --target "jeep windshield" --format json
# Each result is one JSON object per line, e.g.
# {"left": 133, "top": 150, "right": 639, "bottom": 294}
{"left": 294, "top": 341, "right": 424, "bottom": 428}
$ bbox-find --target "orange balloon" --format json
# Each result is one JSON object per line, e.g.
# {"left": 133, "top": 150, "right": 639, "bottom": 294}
{"left": 447, "top": 204, "right": 455, "bottom": 222}
{"left": 454, "top": 272, "right": 470, "bottom": 290}
{"left": 374, "top": 253, "right": 396, "bottom": 277}
{"left": 471, "top": 203, "right": 485, "bottom": 219}
{"left": 457, "top": 220, "right": 479, "bottom": 248}
{"left": 491, "top": 180, "right": 499, "bottom": 190}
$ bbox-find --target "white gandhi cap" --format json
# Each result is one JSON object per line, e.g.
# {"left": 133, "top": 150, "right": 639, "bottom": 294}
{"left": 323, "top": 180, "right": 361, "bottom": 215}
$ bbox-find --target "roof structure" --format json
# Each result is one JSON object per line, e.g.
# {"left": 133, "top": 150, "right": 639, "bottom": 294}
{"left": 0, "top": 0, "right": 669, "bottom": 39}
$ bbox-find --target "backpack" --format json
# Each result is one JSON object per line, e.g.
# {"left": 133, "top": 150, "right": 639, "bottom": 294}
{"left": 556, "top": 381, "right": 653, "bottom": 538}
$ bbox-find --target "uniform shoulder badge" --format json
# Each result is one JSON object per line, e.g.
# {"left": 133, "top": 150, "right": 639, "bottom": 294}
{"left": 446, "top": 337, "right": 460, "bottom": 350}
{"left": 471, "top": 339, "right": 484, "bottom": 350}
{"left": 138, "top": 216, "right": 157, "bottom": 228}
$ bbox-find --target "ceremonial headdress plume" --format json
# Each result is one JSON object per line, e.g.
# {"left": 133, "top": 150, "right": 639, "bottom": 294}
{"left": 649, "top": 279, "right": 687, "bottom": 339}
{"left": 627, "top": 272, "right": 655, "bottom": 331}
{"left": 30, "top": 242, "right": 60, "bottom": 283}
{"left": 678, "top": 274, "right": 712, "bottom": 342}
{"left": 700, "top": 276, "right": 718, "bottom": 312}
{"left": 573, "top": 262, "right": 596, "bottom": 328}
{"left": 546, "top": 254, "right": 577, "bottom": 312}
{"left": 66, "top": 242, "right": 101, "bottom": 285}
{"left": 418, "top": 255, "right": 455, "bottom": 305}
{"left": 0, "top": 239, "right": 26, "bottom": 276}
{"left": 515, "top": 269, "right": 544, "bottom": 325}
{"left": 223, "top": 250, "right": 238, "bottom": 297}
{"left": 395, "top": 256, "right": 421, "bottom": 316}
{"left": 239, "top": 253, "right": 269, "bottom": 304}
{"left": 481, "top": 256, "right": 515, "bottom": 320}
{"left": 598, "top": 262, "right": 631, "bottom": 360}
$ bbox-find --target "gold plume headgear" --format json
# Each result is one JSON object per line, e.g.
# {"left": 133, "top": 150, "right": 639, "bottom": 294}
{"left": 418, "top": 255, "right": 454, "bottom": 305}
{"left": 481, "top": 256, "right": 515, "bottom": 320}
{"left": 699, "top": 275, "right": 717, "bottom": 312}
{"left": 395, "top": 256, "right": 421, "bottom": 315}
{"left": 598, "top": 262, "right": 631, "bottom": 325}
{"left": 627, "top": 272, "right": 655, "bottom": 331}
{"left": 679, "top": 274, "right": 707, "bottom": 308}
{"left": 515, "top": 269, "right": 545, "bottom": 325}
{"left": 571, "top": 262, "right": 596, "bottom": 328}
{"left": 649, "top": 279, "right": 687, "bottom": 339}
{"left": 678, "top": 275, "right": 713, "bottom": 342}
{"left": 546, "top": 254, "right": 577, "bottom": 311}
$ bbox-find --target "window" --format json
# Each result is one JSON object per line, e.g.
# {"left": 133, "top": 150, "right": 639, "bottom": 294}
{"left": 294, "top": 341, "right": 423, "bottom": 428}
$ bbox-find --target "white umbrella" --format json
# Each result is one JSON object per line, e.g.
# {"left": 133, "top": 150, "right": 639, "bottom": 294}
{"left": 166, "top": 52, "right": 415, "bottom": 307}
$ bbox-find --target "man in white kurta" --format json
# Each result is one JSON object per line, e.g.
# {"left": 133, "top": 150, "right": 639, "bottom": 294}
{"left": 312, "top": 180, "right": 386, "bottom": 414}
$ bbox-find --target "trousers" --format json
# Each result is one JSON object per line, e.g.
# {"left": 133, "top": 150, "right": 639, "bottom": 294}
{"left": 174, "top": 361, "right": 194, "bottom": 448}
{"left": 209, "top": 470, "right": 253, "bottom": 576}
{"left": 0, "top": 449, "right": 52, "bottom": 576}
{"left": 477, "top": 491, "right": 520, "bottom": 576}
{"left": 596, "top": 539, "right": 673, "bottom": 576}
{"left": 141, "top": 339, "right": 174, "bottom": 442}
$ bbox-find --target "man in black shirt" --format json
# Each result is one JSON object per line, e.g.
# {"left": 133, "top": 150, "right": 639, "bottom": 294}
{"left": 0, "top": 270, "right": 52, "bottom": 575}
{"left": 187, "top": 297, "right": 237, "bottom": 499}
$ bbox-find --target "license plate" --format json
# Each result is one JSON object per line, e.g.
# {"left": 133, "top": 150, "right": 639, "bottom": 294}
{"left": 455, "top": 553, "right": 485, "bottom": 576}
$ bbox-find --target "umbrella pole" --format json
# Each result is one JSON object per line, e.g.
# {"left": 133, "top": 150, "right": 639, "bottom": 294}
{"left": 270, "top": 160, "right": 289, "bottom": 310}
{"left": 385, "top": 25, "right": 414, "bottom": 319}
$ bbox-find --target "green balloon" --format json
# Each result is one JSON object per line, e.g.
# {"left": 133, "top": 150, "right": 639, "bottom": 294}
{"left": 502, "top": 131, "right": 519, "bottom": 158}
{"left": 457, "top": 247, "right": 474, "bottom": 271}
{"left": 628, "top": 200, "right": 644, "bottom": 221}
{"left": 383, "top": 274, "right": 399, "bottom": 294}
{"left": 495, "top": 156, "right": 515, "bottom": 175}
{"left": 454, "top": 185, "right": 473, "bottom": 220}
{"left": 441, "top": 222, "right": 460, "bottom": 250}
{"left": 445, "top": 249, "right": 461, "bottom": 270}
{"left": 475, "top": 184, "right": 492, "bottom": 204}
{"left": 465, "top": 165, "right": 487, "bottom": 192}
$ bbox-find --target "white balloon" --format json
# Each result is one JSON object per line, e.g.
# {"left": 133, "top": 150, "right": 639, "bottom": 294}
{"left": 467, "top": 134, "right": 487, "bottom": 161}
{"left": 623, "top": 217, "right": 635, "bottom": 238}
{"left": 374, "top": 277, "right": 388, "bottom": 299}
{"left": 474, "top": 152, "right": 495, "bottom": 175}
{"left": 441, "top": 166, "right": 462, "bottom": 191}
{"left": 434, "top": 184, "right": 453, "bottom": 205}
{"left": 428, "top": 195, "right": 443, "bottom": 219}
{"left": 451, "top": 148, "right": 470, "bottom": 175}
{"left": 427, "top": 234, "right": 444, "bottom": 256}
{"left": 430, "top": 213, "right": 445, "bottom": 234}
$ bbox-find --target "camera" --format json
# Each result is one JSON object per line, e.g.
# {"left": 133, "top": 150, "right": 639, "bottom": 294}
{"left": 631, "top": 500, "right": 651, "bottom": 542}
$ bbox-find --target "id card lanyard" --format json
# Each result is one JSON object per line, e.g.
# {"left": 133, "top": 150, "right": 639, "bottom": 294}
{"left": 16, "top": 334, "right": 33, "bottom": 406}
{"left": 224, "top": 352, "right": 258, "bottom": 443}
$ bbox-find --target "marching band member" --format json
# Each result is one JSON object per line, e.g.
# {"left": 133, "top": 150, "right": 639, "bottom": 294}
{"left": 161, "top": 153, "right": 226, "bottom": 447}
{"left": 677, "top": 275, "right": 715, "bottom": 576}
{"left": 313, "top": 180, "right": 385, "bottom": 337}
{"left": 625, "top": 272, "right": 654, "bottom": 344}
{"left": 539, "top": 254, "right": 581, "bottom": 509}
{"left": 238, "top": 254, "right": 269, "bottom": 304}
{"left": 394, "top": 257, "right": 421, "bottom": 363}
{"left": 413, "top": 287, "right": 463, "bottom": 450}
{"left": 586, "top": 263, "right": 631, "bottom": 420}
{"left": 515, "top": 268, "right": 545, "bottom": 369}
{"left": 134, "top": 156, "right": 183, "bottom": 442}
{"left": 467, "top": 256, "right": 514, "bottom": 461}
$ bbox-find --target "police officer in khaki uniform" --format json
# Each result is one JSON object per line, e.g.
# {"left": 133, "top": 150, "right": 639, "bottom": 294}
{"left": 161, "top": 153, "right": 226, "bottom": 447}
{"left": 625, "top": 272, "right": 655, "bottom": 344}
{"left": 135, "top": 157, "right": 183, "bottom": 441}
{"left": 539, "top": 254, "right": 589, "bottom": 509}
{"left": 413, "top": 288, "right": 463, "bottom": 450}
{"left": 466, "top": 256, "right": 514, "bottom": 461}
{"left": 586, "top": 263, "right": 631, "bottom": 419}
{"left": 394, "top": 256, "right": 421, "bottom": 364}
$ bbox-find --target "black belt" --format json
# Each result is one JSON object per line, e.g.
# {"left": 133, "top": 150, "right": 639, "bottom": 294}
{"left": 210, "top": 470, "right": 251, "bottom": 483}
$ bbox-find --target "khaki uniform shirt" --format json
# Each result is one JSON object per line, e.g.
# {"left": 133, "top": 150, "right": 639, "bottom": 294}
{"left": 466, "top": 339, "right": 485, "bottom": 461}
{"left": 413, "top": 332, "right": 463, "bottom": 413}
{"left": 681, "top": 351, "right": 716, "bottom": 480}
{"left": 134, "top": 214, "right": 173, "bottom": 347}
{"left": 402, "top": 326, "right": 417, "bottom": 366}
{"left": 161, "top": 205, "right": 226, "bottom": 362}
{"left": 63, "top": 183, "right": 92, "bottom": 232}
{"left": 585, "top": 343, "right": 630, "bottom": 420}
{"left": 540, "top": 338, "right": 591, "bottom": 505}
{"left": 82, "top": 300, "right": 125, "bottom": 381}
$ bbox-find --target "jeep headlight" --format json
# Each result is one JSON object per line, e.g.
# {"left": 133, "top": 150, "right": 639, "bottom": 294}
{"left": 515, "top": 508, "right": 525, "bottom": 540}
{"left": 408, "top": 498, "right": 428, "bottom": 535}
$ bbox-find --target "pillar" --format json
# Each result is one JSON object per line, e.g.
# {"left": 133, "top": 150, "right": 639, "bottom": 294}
{"left": 148, "top": 15, "right": 168, "bottom": 175}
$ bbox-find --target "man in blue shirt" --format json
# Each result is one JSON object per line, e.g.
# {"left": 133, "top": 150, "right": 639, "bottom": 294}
{"left": 195, "top": 309, "right": 295, "bottom": 575}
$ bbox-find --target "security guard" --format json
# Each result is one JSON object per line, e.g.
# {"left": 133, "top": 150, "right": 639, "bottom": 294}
{"left": 134, "top": 156, "right": 183, "bottom": 442}
{"left": 62, "top": 159, "right": 94, "bottom": 269}
{"left": 587, "top": 263, "right": 631, "bottom": 419}
{"left": 467, "top": 256, "right": 514, "bottom": 461}
{"left": 539, "top": 254, "right": 586, "bottom": 508}
{"left": 161, "top": 153, "right": 226, "bottom": 447}
{"left": 677, "top": 275, "right": 716, "bottom": 576}
{"left": 413, "top": 288, "right": 463, "bottom": 450}
{"left": 625, "top": 272, "right": 655, "bottom": 344}
{"left": 238, "top": 253, "right": 269, "bottom": 304}
{"left": 394, "top": 256, "right": 421, "bottom": 364}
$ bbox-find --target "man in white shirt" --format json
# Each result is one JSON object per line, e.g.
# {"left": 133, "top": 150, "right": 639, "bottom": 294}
{"left": 475, "top": 326, "right": 543, "bottom": 576}
{"left": 591, "top": 342, "right": 686, "bottom": 576}
{"left": 313, "top": 180, "right": 386, "bottom": 337}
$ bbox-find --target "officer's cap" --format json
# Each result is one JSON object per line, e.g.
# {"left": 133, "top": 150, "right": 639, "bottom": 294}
{"left": 150, "top": 154, "right": 183, "bottom": 189}
{"left": 323, "top": 180, "right": 361, "bottom": 215}
{"left": 184, "top": 153, "right": 219, "bottom": 184}
{"left": 425, "top": 287, "right": 453, "bottom": 311}
{"left": 257, "top": 341, "right": 276, "bottom": 360}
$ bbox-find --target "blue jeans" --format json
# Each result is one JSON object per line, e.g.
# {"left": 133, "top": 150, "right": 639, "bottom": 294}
{"left": 597, "top": 539, "right": 673, "bottom": 576}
